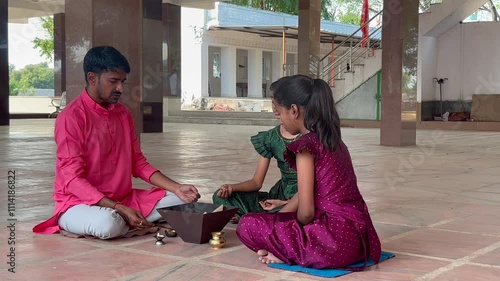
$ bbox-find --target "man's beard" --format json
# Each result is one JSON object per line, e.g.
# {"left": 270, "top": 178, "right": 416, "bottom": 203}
{"left": 98, "top": 87, "right": 121, "bottom": 104}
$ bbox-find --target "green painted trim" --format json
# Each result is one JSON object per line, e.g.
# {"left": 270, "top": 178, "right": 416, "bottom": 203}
{"left": 376, "top": 71, "right": 381, "bottom": 121}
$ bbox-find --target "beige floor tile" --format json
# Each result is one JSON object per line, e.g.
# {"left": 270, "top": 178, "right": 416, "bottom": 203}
{"left": 2, "top": 120, "right": 500, "bottom": 280}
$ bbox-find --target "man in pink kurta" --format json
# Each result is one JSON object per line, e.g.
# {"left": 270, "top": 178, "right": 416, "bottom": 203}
{"left": 33, "top": 46, "right": 200, "bottom": 239}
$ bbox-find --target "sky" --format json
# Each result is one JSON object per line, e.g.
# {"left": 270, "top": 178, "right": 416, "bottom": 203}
{"left": 8, "top": 18, "right": 52, "bottom": 70}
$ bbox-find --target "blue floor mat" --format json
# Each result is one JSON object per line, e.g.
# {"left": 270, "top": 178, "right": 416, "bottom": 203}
{"left": 268, "top": 251, "right": 395, "bottom": 278}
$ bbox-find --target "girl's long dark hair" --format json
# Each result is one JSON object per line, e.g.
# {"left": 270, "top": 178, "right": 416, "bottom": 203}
{"left": 271, "top": 75, "right": 341, "bottom": 151}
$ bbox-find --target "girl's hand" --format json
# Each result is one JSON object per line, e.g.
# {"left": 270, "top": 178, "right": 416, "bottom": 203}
{"left": 259, "top": 199, "right": 287, "bottom": 211}
{"left": 217, "top": 184, "right": 233, "bottom": 199}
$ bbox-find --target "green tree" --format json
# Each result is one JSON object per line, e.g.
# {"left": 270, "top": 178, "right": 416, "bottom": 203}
{"left": 230, "top": 0, "right": 335, "bottom": 20}
{"left": 32, "top": 16, "right": 54, "bottom": 62}
{"left": 9, "top": 63, "right": 54, "bottom": 96}
{"left": 9, "top": 64, "right": 20, "bottom": 96}
{"left": 477, "top": 0, "right": 500, "bottom": 21}
{"left": 338, "top": 12, "right": 363, "bottom": 25}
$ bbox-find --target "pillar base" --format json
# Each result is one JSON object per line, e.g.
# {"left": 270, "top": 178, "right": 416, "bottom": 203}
{"left": 142, "top": 102, "right": 163, "bottom": 133}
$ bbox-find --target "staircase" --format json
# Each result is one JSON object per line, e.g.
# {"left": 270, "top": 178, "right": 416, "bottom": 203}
{"left": 317, "top": 10, "right": 383, "bottom": 108}
{"left": 317, "top": 0, "right": 489, "bottom": 119}
{"left": 420, "top": 0, "right": 489, "bottom": 37}
{"left": 164, "top": 110, "right": 279, "bottom": 126}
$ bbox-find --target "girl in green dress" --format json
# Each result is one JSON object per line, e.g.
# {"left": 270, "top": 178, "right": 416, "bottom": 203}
{"left": 212, "top": 124, "right": 300, "bottom": 223}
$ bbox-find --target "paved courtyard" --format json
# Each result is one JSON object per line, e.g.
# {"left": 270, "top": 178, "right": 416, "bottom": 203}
{"left": 0, "top": 119, "right": 499, "bottom": 280}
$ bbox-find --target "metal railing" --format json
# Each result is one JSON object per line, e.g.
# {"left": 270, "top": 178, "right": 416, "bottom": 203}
{"left": 317, "top": 8, "right": 383, "bottom": 84}
{"left": 320, "top": 26, "right": 382, "bottom": 83}
{"left": 288, "top": 0, "right": 441, "bottom": 80}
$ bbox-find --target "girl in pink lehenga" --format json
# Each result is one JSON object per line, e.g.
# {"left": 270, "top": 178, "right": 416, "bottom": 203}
{"left": 236, "top": 75, "right": 381, "bottom": 269}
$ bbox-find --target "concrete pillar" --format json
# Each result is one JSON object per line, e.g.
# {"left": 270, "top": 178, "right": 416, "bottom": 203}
{"left": 297, "top": 0, "right": 321, "bottom": 78}
{"left": 142, "top": 0, "right": 164, "bottom": 133}
{"left": 65, "top": 0, "right": 164, "bottom": 134}
{"left": 181, "top": 7, "right": 209, "bottom": 106}
{"left": 272, "top": 51, "right": 283, "bottom": 83}
{"left": 163, "top": 3, "right": 181, "bottom": 97}
{"left": 380, "top": 0, "right": 419, "bottom": 146}
{"left": 0, "top": 0, "right": 7, "bottom": 125}
{"left": 54, "top": 13, "right": 66, "bottom": 97}
{"left": 248, "top": 49, "right": 263, "bottom": 98}
{"left": 221, "top": 46, "right": 237, "bottom": 97}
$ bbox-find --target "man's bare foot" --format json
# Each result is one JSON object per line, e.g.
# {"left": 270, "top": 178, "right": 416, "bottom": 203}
{"left": 257, "top": 249, "right": 284, "bottom": 264}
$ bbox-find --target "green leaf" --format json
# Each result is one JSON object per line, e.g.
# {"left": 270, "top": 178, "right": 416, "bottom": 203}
{"left": 32, "top": 16, "right": 54, "bottom": 62}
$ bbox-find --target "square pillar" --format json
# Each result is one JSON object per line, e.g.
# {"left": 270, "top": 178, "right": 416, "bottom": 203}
{"left": 163, "top": 3, "right": 181, "bottom": 97}
{"left": 65, "top": 0, "right": 164, "bottom": 134}
{"left": 298, "top": 0, "right": 321, "bottom": 78}
{"left": 380, "top": 0, "right": 419, "bottom": 146}
{"left": 180, "top": 7, "right": 209, "bottom": 106}
{"left": 0, "top": 0, "right": 7, "bottom": 126}
{"left": 221, "top": 46, "right": 237, "bottom": 97}
{"left": 272, "top": 51, "right": 283, "bottom": 82}
{"left": 248, "top": 49, "right": 263, "bottom": 98}
{"left": 142, "top": 0, "right": 164, "bottom": 133}
{"left": 54, "top": 13, "right": 66, "bottom": 97}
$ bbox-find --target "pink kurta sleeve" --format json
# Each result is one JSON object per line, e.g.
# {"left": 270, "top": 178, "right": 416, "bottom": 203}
{"left": 55, "top": 110, "right": 106, "bottom": 205}
{"left": 127, "top": 113, "right": 159, "bottom": 183}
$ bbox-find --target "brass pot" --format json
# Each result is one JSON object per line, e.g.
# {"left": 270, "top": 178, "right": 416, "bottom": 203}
{"left": 165, "top": 228, "right": 177, "bottom": 238}
{"left": 209, "top": 231, "right": 226, "bottom": 249}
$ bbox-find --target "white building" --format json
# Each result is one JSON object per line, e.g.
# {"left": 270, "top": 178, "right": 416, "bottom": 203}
{"left": 177, "top": 0, "right": 500, "bottom": 125}
{"left": 180, "top": 2, "right": 381, "bottom": 113}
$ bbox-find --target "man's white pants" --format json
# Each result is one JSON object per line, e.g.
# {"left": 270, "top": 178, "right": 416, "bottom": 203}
{"left": 58, "top": 192, "right": 185, "bottom": 239}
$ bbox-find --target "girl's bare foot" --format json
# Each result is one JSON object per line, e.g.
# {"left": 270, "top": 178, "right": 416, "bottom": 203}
{"left": 257, "top": 249, "right": 284, "bottom": 264}
{"left": 229, "top": 214, "right": 239, "bottom": 224}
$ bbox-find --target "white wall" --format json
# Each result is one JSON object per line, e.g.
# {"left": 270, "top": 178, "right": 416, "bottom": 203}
{"left": 434, "top": 22, "right": 500, "bottom": 101}
{"left": 417, "top": 36, "right": 438, "bottom": 102}
{"left": 181, "top": 7, "right": 209, "bottom": 105}
{"left": 9, "top": 96, "right": 56, "bottom": 114}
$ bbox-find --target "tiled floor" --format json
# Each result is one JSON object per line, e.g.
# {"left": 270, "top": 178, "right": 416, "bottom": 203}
{"left": 0, "top": 119, "right": 499, "bottom": 280}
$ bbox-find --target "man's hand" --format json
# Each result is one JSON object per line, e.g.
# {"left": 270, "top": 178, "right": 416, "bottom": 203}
{"left": 174, "top": 184, "right": 201, "bottom": 203}
{"left": 216, "top": 184, "right": 233, "bottom": 199}
{"left": 115, "top": 204, "right": 154, "bottom": 229}
{"left": 259, "top": 199, "right": 287, "bottom": 211}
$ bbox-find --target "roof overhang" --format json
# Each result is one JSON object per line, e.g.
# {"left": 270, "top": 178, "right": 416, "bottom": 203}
{"left": 208, "top": 25, "right": 381, "bottom": 47}
{"left": 8, "top": 0, "right": 64, "bottom": 23}
{"left": 8, "top": 0, "right": 224, "bottom": 23}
